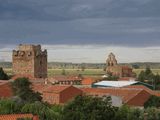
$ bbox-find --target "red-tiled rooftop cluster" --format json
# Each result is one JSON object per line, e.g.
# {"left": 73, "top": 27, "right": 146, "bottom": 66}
{"left": 0, "top": 114, "right": 39, "bottom": 120}
{"left": 81, "top": 86, "right": 151, "bottom": 106}
{"left": 1, "top": 79, "right": 160, "bottom": 107}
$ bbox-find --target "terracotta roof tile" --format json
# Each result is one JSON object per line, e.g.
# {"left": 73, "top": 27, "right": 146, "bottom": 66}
{"left": 0, "top": 82, "right": 13, "bottom": 98}
{"left": 81, "top": 87, "right": 142, "bottom": 103}
{"left": 125, "top": 85, "right": 160, "bottom": 97}
{"left": 0, "top": 114, "right": 38, "bottom": 120}
{"left": 82, "top": 77, "right": 94, "bottom": 85}
{"left": 43, "top": 85, "right": 71, "bottom": 93}
{"left": 126, "top": 90, "right": 151, "bottom": 106}
{"left": 81, "top": 85, "right": 160, "bottom": 106}
{"left": 125, "top": 85, "right": 153, "bottom": 94}
{"left": 32, "top": 83, "right": 48, "bottom": 93}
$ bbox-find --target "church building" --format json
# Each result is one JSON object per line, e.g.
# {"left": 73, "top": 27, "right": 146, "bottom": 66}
{"left": 106, "top": 53, "right": 133, "bottom": 78}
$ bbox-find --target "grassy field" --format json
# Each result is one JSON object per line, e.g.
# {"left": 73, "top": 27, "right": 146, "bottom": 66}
{"left": 4, "top": 68, "right": 160, "bottom": 77}
{"left": 48, "top": 69, "right": 106, "bottom": 77}
{"left": 4, "top": 68, "right": 106, "bottom": 77}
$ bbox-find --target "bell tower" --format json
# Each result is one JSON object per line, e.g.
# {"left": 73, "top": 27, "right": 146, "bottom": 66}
{"left": 106, "top": 52, "right": 117, "bottom": 67}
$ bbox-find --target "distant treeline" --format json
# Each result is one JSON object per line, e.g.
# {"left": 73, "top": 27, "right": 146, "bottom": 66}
{"left": 0, "top": 62, "right": 12, "bottom": 68}
{"left": 48, "top": 62, "right": 106, "bottom": 69}
{"left": 1, "top": 62, "right": 160, "bottom": 69}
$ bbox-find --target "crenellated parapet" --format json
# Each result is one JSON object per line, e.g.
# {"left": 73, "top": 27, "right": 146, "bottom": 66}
{"left": 12, "top": 44, "right": 48, "bottom": 79}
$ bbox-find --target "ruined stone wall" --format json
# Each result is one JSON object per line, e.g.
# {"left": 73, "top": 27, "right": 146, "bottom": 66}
{"left": 12, "top": 44, "right": 47, "bottom": 79}
{"left": 34, "top": 49, "right": 47, "bottom": 78}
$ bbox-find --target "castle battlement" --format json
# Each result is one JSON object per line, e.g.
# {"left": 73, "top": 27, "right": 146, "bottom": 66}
{"left": 12, "top": 44, "right": 47, "bottom": 79}
{"left": 13, "top": 44, "right": 47, "bottom": 59}
{"left": 18, "top": 44, "right": 41, "bottom": 51}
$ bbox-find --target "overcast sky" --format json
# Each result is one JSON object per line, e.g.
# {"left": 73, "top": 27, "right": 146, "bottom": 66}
{"left": 0, "top": 0, "right": 160, "bottom": 63}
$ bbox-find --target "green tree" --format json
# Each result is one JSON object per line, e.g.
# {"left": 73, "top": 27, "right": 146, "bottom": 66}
{"left": 144, "top": 107, "right": 160, "bottom": 120}
{"left": 21, "top": 102, "right": 61, "bottom": 120}
{"left": 114, "top": 105, "right": 143, "bottom": 120}
{"left": 138, "top": 71, "right": 146, "bottom": 82}
{"left": 145, "top": 67, "right": 152, "bottom": 75}
{"left": 153, "top": 74, "right": 160, "bottom": 90}
{"left": 0, "top": 99, "right": 22, "bottom": 114}
{"left": 12, "top": 77, "right": 42, "bottom": 103}
{"left": 138, "top": 67, "right": 154, "bottom": 83}
{"left": 62, "top": 95, "right": 116, "bottom": 120}
{"left": 144, "top": 95, "right": 160, "bottom": 108}
{"left": 0, "top": 67, "right": 9, "bottom": 80}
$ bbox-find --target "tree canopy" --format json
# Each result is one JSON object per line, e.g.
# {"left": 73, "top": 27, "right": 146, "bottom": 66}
{"left": 138, "top": 67, "right": 154, "bottom": 82}
{"left": 144, "top": 95, "right": 160, "bottom": 108}
{"left": 0, "top": 67, "right": 9, "bottom": 80}
{"left": 138, "top": 67, "right": 160, "bottom": 90}
{"left": 12, "top": 77, "right": 42, "bottom": 103}
{"left": 62, "top": 95, "right": 117, "bottom": 120}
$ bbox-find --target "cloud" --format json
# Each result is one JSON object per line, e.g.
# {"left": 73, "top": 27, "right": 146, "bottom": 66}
{"left": 0, "top": 0, "right": 159, "bottom": 21}
{"left": 0, "top": 0, "right": 159, "bottom": 47}
{"left": 1, "top": 44, "right": 160, "bottom": 63}
{"left": 0, "top": 17, "right": 159, "bottom": 47}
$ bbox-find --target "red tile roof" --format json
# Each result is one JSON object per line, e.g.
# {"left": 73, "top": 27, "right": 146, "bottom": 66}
{"left": 32, "top": 83, "right": 48, "bottom": 93}
{"left": 124, "top": 85, "right": 153, "bottom": 92}
{"left": 32, "top": 84, "right": 72, "bottom": 94}
{"left": 43, "top": 85, "right": 71, "bottom": 93}
{"left": 0, "top": 82, "right": 13, "bottom": 98}
{"left": 0, "top": 114, "right": 39, "bottom": 120}
{"left": 81, "top": 87, "right": 151, "bottom": 106}
{"left": 126, "top": 90, "right": 151, "bottom": 106}
{"left": 124, "top": 85, "right": 160, "bottom": 97}
{"left": 81, "top": 88, "right": 140, "bottom": 102}
{"left": 82, "top": 77, "right": 95, "bottom": 85}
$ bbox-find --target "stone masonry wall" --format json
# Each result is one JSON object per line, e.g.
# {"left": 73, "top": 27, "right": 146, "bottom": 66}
{"left": 12, "top": 44, "right": 47, "bottom": 79}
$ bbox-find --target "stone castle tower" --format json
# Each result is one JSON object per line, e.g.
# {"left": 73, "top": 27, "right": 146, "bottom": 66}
{"left": 106, "top": 52, "right": 117, "bottom": 67}
{"left": 12, "top": 44, "right": 47, "bottom": 79}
